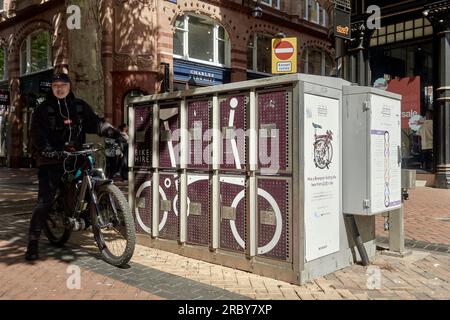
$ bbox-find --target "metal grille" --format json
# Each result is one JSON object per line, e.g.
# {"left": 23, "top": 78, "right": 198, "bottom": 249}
{"left": 334, "top": 0, "right": 351, "bottom": 10}
{"left": 258, "top": 90, "right": 290, "bottom": 172}
{"left": 159, "top": 104, "right": 180, "bottom": 169}
{"left": 257, "top": 178, "right": 290, "bottom": 261}
{"left": 188, "top": 99, "right": 211, "bottom": 169}
{"left": 219, "top": 175, "right": 246, "bottom": 252}
{"left": 134, "top": 106, "right": 152, "bottom": 168}
{"left": 219, "top": 95, "right": 248, "bottom": 171}
{"left": 158, "top": 172, "right": 179, "bottom": 240}
{"left": 187, "top": 174, "right": 211, "bottom": 246}
{"left": 134, "top": 171, "right": 152, "bottom": 235}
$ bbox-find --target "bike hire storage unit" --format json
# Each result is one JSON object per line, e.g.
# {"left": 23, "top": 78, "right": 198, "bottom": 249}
{"left": 342, "top": 87, "right": 402, "bottom": 216}
{"left": 128, "top": 74, "right": 378, "bottom": 285}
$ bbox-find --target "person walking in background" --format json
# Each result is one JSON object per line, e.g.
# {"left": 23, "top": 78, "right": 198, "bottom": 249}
{"left": 418, "top": 110, "right": 433, "bottom": 171}
{"left": 118, "top": 123, "right": 129, "bottom": 181}
{"left": 104, "top": 137, "right": 122, "bottom": 179}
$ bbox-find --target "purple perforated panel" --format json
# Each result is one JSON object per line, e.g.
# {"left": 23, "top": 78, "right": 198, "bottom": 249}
{"left": 159, "top": 104, "right": 180, "bottom": 169}
{"left": 134, "top": 107, "right": 152, "bottom": 168}
{"left": 219, "top": 176, "right": 246, "bottom": 252}
{"left": 219, "top": 95, "right": 247, "bottom": 170}
{"left": 187, "top": 175, "right": 211, "bottom": 246}
{"left": 258, "top": 91, "right": 289, "bottom": 172}
{"left": 159, "top": 172, "right": 179, "bottom": 240}
{"left": 187, "top": 99, "right": 211, "bottom": 169}
{"left": 257, "top": 178, "right": 290, "bottom": 261}
{"left": 133, "top": 171, "right": 152, "bottom": 235}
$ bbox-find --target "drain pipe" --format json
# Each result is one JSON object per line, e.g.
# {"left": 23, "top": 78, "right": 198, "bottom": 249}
{"left": 346, "top": 214, "right": 370, "bottom": 266}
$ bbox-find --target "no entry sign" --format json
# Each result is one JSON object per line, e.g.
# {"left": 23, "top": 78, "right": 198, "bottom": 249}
{"left": 272, "top": 37, "right": 297, "bottom": 74}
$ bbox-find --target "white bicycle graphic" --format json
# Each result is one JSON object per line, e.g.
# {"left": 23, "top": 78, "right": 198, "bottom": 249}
{"left": 134, "top": 97, "right": 284, "bottom": 255}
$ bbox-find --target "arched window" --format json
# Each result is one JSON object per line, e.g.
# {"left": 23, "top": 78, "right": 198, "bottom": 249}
{"left": 0, "top": 46, "right": 6, "bottom": 80}
{"left": 300, "top": 48, "right": 334, "bottom": 76}
{"left": 20, "top": 30, "right": 52, "bottom": 75}
{"left": 304, "top": 0, "right": 328, "bottom": 27}
{"left": 247, "top": 34, "right": 272, "bottom": 74}
{"left": 173, "top": 15, "right": 230, "bottom": 66}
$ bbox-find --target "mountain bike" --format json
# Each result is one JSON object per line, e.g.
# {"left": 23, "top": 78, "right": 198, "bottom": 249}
{"left": 43, "top": 143, "right": 136, "bottom": 267}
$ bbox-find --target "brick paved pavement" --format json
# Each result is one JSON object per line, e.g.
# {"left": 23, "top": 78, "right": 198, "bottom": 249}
{"left": 1, "top": 168, "right": 450, "bottom": 300}
{"left": 376, "top": 187, "right": 450, "bottom": 246}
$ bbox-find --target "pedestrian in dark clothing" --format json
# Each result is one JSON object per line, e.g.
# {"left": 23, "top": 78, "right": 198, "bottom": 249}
{"left": 25, "top": 73, "right": 123, "bottom": 261}
{"left": 118, "top": 123, "right": 129, "bottom": 181}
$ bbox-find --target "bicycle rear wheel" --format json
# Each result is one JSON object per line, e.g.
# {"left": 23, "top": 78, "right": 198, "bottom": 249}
{"left": 91, "top": 184, "right": 136, "bottom": 267}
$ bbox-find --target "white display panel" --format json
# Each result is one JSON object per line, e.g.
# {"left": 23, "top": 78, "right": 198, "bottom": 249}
{"left": 369, "top": 94, "right": 402, "bottom": 213}
{"left": 304, "top": 94, "right": 340, "bottom": 262}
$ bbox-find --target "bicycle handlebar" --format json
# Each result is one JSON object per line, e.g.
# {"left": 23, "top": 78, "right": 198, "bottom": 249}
{"left": 63, "top": 149, "right": 99, "bottom": 157}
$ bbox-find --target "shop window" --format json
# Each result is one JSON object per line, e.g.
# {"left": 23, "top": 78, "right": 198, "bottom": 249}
{"left": 20, "top": 31, "right": 52, "bottom": 75}
{"left": 0, "top": 0, "right": 4, "bottom": 13}
{"left": 304, "top": 0, "right": 328, "bottom": 27}
{"left": 247, "top": 34, "right": 272, "bottom": 74}
{"left": 300, "top": 48, "right": 334, "bottom": 76}
{"left": 0, "top": 47, "right": 6, "bottom": 80}
{"left": 173, "top": 15, "right": 230, "bottom": 67}
{"left": 370, "top": 18, "right": 433, "bottom": 47}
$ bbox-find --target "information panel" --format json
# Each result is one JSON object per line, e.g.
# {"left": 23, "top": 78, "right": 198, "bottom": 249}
{"left": 304, "top": 94, "right": 340, "bottom": 262}
{"left": 369, "top": 94, "right": 402, "bottom": 213}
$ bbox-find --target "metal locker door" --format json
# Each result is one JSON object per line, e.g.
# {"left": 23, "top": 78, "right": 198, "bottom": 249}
{"left": 187, "top": 174, "right": 211, "bottom": 246}
{"left": 133, "top": 106, "right": 152, "bottom": 169}
{"left": 158, "top": 172, "right": 179, "bottom": 240}
{"left": 133, "top": 171, "right": 152, "bottom": 235}
{"left": 187, "top": 99, "right": 212, "bottom": 169}
{"left": 219, "top": 175, "right": 246, "bottom": 253}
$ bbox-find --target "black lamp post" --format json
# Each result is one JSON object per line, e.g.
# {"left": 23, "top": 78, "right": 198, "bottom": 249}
{"left": 423, "top": 0, "right": 450, "bottom": 188}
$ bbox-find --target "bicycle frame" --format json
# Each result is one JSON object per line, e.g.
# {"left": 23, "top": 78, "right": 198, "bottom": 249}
{"left": 63, "top": 148, "right": 113, "bottom": 226}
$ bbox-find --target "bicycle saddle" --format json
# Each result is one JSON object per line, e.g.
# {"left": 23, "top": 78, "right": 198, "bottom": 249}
{"left": 312, "top": 123, "right": 322, "bottom": 129}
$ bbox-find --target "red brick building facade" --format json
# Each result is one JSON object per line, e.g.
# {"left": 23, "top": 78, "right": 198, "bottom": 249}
{"left": 0, "top": 0, "right": 333, "bottom": 167}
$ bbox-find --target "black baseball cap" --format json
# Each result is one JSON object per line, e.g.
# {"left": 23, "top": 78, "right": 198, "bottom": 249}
{"left": 51, "top": 73, "right": 71, "bottom": 84}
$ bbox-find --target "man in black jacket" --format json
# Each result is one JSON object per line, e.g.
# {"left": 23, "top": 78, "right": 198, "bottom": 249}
{"left": 25, "top": 73, "right": 122, "bottom": 261}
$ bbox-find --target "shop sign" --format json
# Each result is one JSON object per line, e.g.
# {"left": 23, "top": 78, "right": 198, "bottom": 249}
{"left": 0, "top": 90, "right": 9, "bottom": 105}
{"left": 334, "top": 8, "right": 351, "bottom": 40}
{"left": 189, "top": 70, "right": 215, "bottom": 84}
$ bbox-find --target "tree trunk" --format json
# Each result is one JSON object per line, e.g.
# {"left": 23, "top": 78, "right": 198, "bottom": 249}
{"left": 66, "top": 0, "right": 104, "bottom": 115}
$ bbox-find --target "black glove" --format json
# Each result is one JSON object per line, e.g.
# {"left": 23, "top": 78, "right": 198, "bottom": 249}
{"left": 100, "top": 121, "right": 122, "bottom": 140}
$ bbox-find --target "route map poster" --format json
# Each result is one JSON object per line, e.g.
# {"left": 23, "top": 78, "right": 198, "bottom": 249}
{"left": 369, "top": 94, "right": 402, "bottom": 213}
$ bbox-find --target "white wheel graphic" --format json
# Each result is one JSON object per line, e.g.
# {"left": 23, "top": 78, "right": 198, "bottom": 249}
{"left": 229, "top": 188, "right": 282, "bottom": 254}
{"left": 135, "top": 181, "right": 152, "bottom": 234}
{"left": 230, "top": 98, "right": 238, "bottom": 109}
{"left": 134, "top": 181, "right": 170, "bottom": 233}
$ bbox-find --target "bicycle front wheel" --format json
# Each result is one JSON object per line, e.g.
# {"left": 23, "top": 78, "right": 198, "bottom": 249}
{"left": 91, "top": 184, "right": 136, "bottom": 267}
{"left": 44, "top": 193, "right": 72, "bottom": 247}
